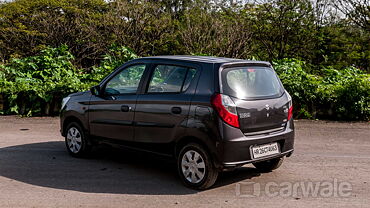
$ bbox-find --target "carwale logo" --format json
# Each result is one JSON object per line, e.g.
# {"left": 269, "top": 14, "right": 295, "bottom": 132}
{"left": 236, "top": 179, "right": 352, "bottom": 198}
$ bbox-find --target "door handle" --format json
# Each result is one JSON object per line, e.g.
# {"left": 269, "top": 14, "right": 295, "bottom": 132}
{"left": 121, "top": 105, "right": 131, "bottom": 112}
{"left": 171, "top": 107, "right": 182, "bottom": 114}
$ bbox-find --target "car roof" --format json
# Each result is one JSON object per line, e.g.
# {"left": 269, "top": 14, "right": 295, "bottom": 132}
{"left": 138, "top": 55, "right": 270, "bottom": 65}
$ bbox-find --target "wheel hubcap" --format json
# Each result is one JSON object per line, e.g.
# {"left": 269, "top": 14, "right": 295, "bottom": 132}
{"left": 66, "top": 127, "right": 82, "bottom": 153}
{"left": 181, "top": 150, "right": 206, "bottom": 184}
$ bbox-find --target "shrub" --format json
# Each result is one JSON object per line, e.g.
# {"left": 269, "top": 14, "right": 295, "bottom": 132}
{"left": 0, "top": 46, "right": 368, "bottom": 121}
{"left": 0, "top": 45, "right": 138, "bottom": 116}
{"left": 273, "top": 59, "right": 370, "bottom": 120}
{"left": 319, "top": 67, "right": 370, "bottom": 120}
{"left": 0, "top": 45, "right": 88, "bottom": 115}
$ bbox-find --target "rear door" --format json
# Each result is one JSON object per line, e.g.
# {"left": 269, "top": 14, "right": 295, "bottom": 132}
{"left": 88, "top": 64, "right": 147, "bottom": 141}
{"left": 134, "top": 62, "right": 199, "bottom": 144}
{"left": 221, "top": 65, "right": 290, "bottom": 135}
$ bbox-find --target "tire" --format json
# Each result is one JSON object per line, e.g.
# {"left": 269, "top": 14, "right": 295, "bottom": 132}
{"left": 177, "top": 143, "right": 218, "bottom": 190}
{"left": 253, "top": 157, "right": 284, "bottom": 173}
{"left": 64, "top": 122, "right": 91, "bottom": 157}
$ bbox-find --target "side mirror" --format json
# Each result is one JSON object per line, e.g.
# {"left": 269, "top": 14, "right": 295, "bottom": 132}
{"left": 90, "top": 85, "right": 101, "bottom": 96}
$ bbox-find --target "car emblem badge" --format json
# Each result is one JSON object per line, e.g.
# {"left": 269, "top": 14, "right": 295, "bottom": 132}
{"left": 265, "top": 104, "right": 270, "bottom": 111}
{"left": 265, "top": 104, "right": 270, "bottom": 117}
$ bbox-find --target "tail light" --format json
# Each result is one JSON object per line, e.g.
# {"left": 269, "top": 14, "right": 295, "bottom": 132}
{"left": 211, "top": 93, "right": 239, "bottom": 128}
{"left": 286, "top": 90, "right": 293, "bottom": 120}
{"left": 287, "top": 104, "right": 293, "bottom": 120}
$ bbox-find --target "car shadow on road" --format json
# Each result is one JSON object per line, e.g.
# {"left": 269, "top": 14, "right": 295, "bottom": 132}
{"left": 0, "top": 141, "right": 261, "bottom": 195}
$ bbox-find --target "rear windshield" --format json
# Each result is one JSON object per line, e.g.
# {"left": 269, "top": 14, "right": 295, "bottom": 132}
{"left": 221, "top": 66, "right": 284, "bottom": 99}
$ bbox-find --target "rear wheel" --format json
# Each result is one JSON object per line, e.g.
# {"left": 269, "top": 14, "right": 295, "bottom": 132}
{"left": 65, "top": 122, "right": 91, "bottom": 157}
{"left": 253, "top": 157, "right": 284, "bottom": 172}
{"left": 177, "top": 143, "right": 218, "bottom": 190}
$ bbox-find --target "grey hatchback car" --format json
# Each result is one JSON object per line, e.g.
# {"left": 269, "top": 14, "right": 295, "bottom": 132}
{"left": 60, "top": 56, "right": 294, "bottom": 189}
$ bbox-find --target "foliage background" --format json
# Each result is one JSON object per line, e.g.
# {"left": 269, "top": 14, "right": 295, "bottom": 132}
{"left": 0, "top": 0, "right": 369, "bottom": 120}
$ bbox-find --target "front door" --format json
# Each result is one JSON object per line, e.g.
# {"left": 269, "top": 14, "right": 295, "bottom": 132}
{"left": 88, "top": 64, "right": 147, "bottom": 141}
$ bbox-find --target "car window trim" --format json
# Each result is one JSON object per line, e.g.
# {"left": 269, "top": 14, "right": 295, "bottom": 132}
{"left": 222, "top": 66, "right": 284, "bottom": 100}
{"left": 99, "top": 63, "right": 150, "bottom": 96}
{"left": 144, "top": 63, "right": 195, "bottom": 95}
{"left": 219, "top": 63, "right": 284, "bottom": 100}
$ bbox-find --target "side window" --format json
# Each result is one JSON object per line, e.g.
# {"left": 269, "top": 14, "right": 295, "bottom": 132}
{"left": 105, "top": 64, "right": 146, "bottom": 95}
{"left": 147, "top": 65, "right": 196, "bottom": 93}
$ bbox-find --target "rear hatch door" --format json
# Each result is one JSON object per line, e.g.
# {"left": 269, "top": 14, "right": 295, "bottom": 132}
{"left": 221, "top": 65, "right": 289, "bottom": 135}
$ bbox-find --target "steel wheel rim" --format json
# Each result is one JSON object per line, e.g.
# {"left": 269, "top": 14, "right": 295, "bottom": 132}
{"left": 66, "top": 127, "right": 82, "bottom": 153}
{"left": 181, "top": 150, "right": 206, "bottom": 184}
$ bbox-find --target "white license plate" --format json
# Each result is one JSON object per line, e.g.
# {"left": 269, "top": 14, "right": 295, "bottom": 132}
{"left": 251, "top": 142, "right": 280, "bottom": 159}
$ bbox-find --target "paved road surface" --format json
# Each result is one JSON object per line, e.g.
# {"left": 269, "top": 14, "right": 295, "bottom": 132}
{"left": 0, "top": 116, "right": 369, "bottom": 207}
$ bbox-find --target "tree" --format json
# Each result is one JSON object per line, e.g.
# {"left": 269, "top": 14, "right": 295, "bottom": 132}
{"left": 104, "top": 0, "right": 177, "bottom": 56}
{"left": 0, "top": 0, "right": 110, "bottom": 67}
{"left": 177, "top": 3, "right": 253, "bottom": 58}
{"left": 334, "top": 0, "right": 370, "bottom": 31}
{"left": 245, "top": 0, "right": 317, "bottom": 62}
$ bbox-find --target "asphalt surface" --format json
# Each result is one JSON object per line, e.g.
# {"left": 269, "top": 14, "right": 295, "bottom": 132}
{"left": 0, "top": 116, "right": 369, "bottom": 208}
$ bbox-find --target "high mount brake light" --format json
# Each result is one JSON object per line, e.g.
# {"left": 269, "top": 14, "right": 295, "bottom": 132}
{"left": 211, "top": 93, "right": 239, "bottom": 128}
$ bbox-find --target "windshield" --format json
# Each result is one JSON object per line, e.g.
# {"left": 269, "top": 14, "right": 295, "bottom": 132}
{"left": 221, "top": 66, "right": 284, "bottom": 99}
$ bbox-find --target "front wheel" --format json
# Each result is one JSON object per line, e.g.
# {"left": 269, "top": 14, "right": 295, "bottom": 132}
{"left": 253, "top": 157, "right": 284, "bottom": 172}
{"left": 177, "top": 143, "right": 218, "bottom": 190}
{"left": 65, "top": 122, "right": 91, "bottom": 157}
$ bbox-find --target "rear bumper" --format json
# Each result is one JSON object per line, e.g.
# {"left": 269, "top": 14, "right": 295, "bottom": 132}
{"left": 222, "top": 149, "right": 294, "bottom": 167}
{"left": 216, "top": 119, "right": 295, "bottom": 169}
